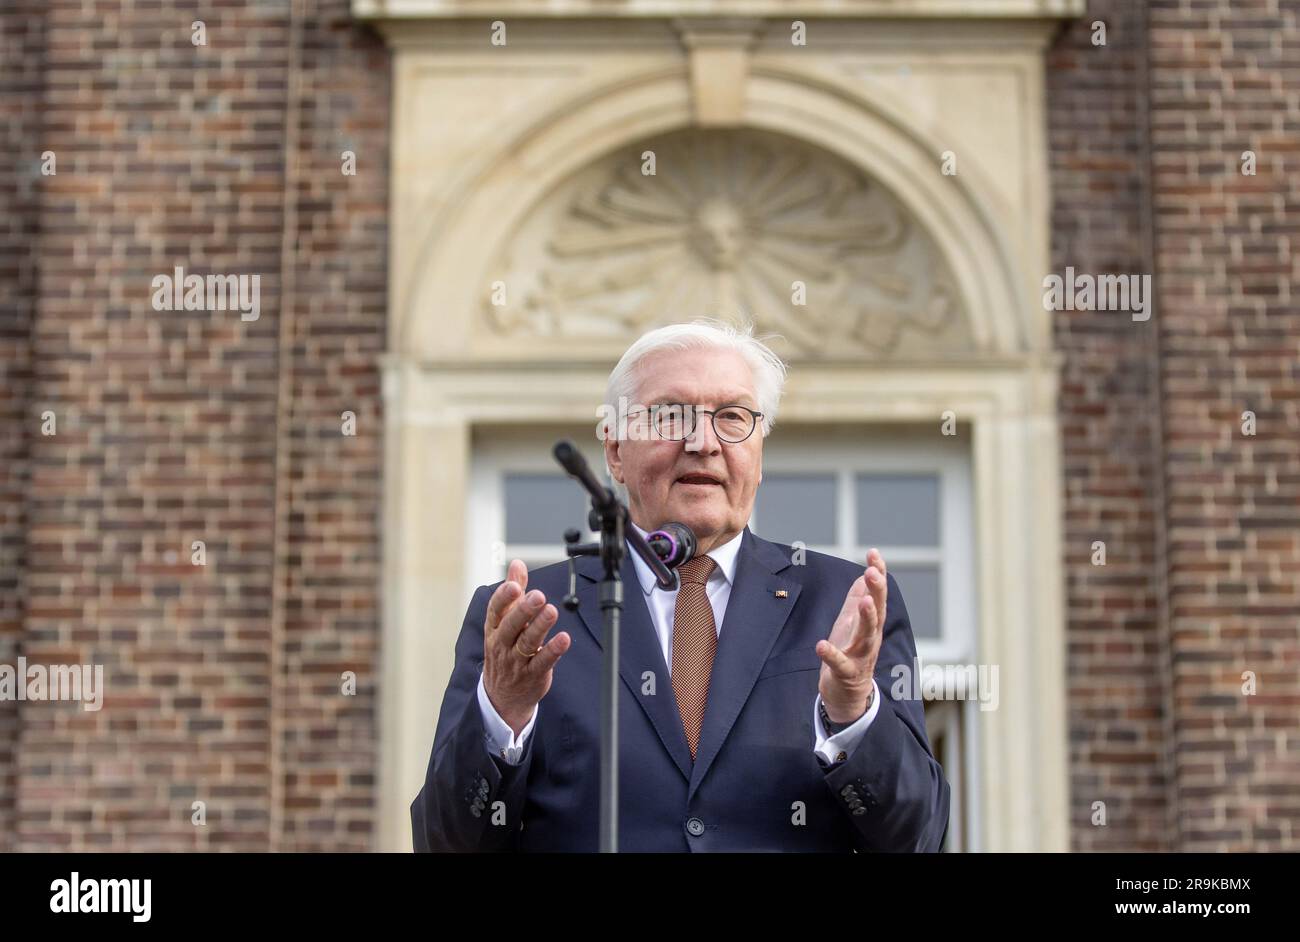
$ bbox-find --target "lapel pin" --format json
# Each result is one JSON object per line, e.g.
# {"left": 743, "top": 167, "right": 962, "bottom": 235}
{"left": 774, "top": 589, "right": 788, "bottom": 598}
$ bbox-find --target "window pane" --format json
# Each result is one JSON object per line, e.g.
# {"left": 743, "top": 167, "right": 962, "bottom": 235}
{"left": 889, "top": 564, "right": 940, "bottom": 639}
{"left": 504, "top": 473, "right": 594, "bottom": 545}
{"left": 855, "top": 473, "right": 939, "bottom": 546}
{"left": 753, "top": 473, "right": 836, "bottom": 545}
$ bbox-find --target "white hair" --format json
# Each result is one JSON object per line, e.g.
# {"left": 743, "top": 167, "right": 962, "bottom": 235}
{"left": 600, "top": 317, "right": 788, "bottom": 495}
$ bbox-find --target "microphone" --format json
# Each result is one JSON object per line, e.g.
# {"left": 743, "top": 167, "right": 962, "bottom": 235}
{"left": 553, "top": 440, "right": 617, "bottom": 512}
{"left": 646, "top": 522, "right": 697, "bottom": 571}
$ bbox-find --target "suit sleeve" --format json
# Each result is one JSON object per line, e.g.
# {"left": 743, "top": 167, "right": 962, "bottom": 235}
{"left": 411, "top": 583, "right": 536, "bottom": 852}
{"left": 819, "top": 572, "right": 952, "bottom": 853}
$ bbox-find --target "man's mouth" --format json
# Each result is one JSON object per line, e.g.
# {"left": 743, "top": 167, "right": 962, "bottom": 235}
{"left": 676, "top": 473, "right": 723, "bottom": 488}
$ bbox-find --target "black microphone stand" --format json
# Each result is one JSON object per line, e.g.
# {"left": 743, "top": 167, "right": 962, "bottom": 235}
{"left": 552, "top": 440, "right": 676, "bottom": 853}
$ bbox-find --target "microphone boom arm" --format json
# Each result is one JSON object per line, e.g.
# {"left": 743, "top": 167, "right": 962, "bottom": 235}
{"left": 552, "top": 440, "right": 678, "bottom": 591}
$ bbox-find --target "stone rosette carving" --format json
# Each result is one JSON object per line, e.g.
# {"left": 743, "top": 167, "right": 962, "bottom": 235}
{"left": 483, "top": 128, "right": 969, "bottom": 357}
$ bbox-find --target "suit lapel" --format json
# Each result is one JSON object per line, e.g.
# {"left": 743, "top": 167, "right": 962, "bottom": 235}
{"left": 572, "top": 528, "right": 803, "bottom": 799}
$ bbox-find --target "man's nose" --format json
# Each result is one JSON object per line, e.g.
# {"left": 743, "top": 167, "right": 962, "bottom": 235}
{"left": 684, "top": 412, "right": 721, "bottom": 454}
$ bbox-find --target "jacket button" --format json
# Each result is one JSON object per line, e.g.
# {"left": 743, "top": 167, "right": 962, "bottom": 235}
{"left": 685, "top": 817, "right": 705, "bottom": 837}
{"left": 852, "top": 807, "right": 867, "bottom": 816}
{"left": 840, "top": 785, "right": 855, "bottom": 797}
{"left": 470, "top": 806, "right": 482, "bottom": 818}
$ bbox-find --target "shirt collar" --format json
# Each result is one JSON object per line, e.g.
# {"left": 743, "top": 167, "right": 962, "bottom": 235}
{"left": 628, "top": 521, "right": 744, "bottom": 595}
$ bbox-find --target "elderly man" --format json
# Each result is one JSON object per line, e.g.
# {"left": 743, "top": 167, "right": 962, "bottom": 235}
{"left": 412, "top": 320, "right": 950, "bottom": 852}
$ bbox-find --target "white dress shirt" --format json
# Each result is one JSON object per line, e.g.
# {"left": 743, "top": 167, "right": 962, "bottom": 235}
{"left": 477, "top": 523, "right": 880, "bottom": 767}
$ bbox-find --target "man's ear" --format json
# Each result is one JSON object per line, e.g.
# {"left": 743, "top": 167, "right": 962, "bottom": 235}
{"left": 604, "top": 432, "right": 624, "bottom": 484}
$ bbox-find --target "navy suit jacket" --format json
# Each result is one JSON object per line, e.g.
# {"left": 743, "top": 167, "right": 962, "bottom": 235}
{"left": 412, "top": 526, "right": 950, "bottom": 852}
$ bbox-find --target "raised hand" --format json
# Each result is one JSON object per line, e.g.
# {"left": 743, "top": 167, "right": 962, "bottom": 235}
{"left": 816, "top": 548, "right": 887, "bottom": 724}
{"left": 482, "top": 559, "right": 572, "bottom": 736}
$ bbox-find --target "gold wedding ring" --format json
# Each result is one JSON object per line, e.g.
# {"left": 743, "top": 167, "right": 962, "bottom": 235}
{"left": 514, "top": 639, "right": 539, "bottom": 658}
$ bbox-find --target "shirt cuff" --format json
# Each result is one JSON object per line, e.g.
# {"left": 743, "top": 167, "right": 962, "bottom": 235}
{"left": 477, "top": 672, "right": 538, "bottom": 766}
{"left": 812, "top": 679, "right": 881, "bottom": 767}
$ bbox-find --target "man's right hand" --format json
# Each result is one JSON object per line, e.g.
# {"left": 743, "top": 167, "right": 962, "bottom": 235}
{"left": 483, "top": 559, "right": 572, "bottom": 737}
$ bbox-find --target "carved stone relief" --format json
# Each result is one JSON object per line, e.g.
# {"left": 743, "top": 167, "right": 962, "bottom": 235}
{"left": 481, "top": 128, "right": 970, "bottom": 358}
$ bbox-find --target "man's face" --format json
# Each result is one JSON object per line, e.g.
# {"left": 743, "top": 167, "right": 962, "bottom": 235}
{"left": 604, "top": 346, "right": 763, "bottom": 554}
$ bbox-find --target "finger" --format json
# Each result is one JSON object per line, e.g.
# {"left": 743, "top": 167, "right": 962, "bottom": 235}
{"left": 485, "top": 560, "right": 530, "bottom": 634}
{"left": 841, "top": 571, "right": 869, "bottom": 611}
{"left": 516, "top": 602, "right": 558, "bottom": 656}
{"left": 528, "top": 630, "right": 571, "bottom": 675}
{"left": 864, "top": 564, "right": 887, "bottom": 628}
{"left": 868, "top": 547, "right": 887, "bottom": 580}
{"left": 823, "top": 574, "right": 868, "bottom": 651}
{"left": 498, "top": 588, "right": 549, "bottom": 650}
{"left": 843, "top": 595, "right": 879, "bottom": 657}
{"left": 831, "top": 573, "right": 868, "bottom": 630}
{"left": 816, "top": 639, "right": 857, "bottom": 680}
{"left": 485, "top": 579, "right": 523, "bottom": 635}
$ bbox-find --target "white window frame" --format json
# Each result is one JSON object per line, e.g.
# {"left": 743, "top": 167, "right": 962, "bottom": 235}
{"left": 467, "top": 426, "right": 607, "bottom": 604}
{"left": 758, "top": 433, "right": 976, "bottom": 666}
{"left": 924, "top": 698, "right": 967, "bottom": 852}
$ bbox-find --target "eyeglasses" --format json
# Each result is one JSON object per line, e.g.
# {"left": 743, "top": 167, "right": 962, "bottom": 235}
{"left": 625, "top": 403, "right": 764, "bottom": 444}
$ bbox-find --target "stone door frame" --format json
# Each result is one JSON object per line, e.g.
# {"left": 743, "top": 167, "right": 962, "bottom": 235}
{"left": 360, "top": 2, "right": 1080, "bottom": 851}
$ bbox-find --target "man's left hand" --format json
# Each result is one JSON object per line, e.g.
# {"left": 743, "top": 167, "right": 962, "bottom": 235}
{"left": 816, "top": 548, "right": 887, "bottom": 724}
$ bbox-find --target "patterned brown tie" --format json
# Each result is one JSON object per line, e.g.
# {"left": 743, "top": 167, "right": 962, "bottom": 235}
{"left": 672, "top": 555, "right": 718, "bottom": 761}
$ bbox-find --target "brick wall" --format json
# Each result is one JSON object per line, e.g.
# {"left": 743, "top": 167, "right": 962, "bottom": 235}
{"left": 2, "top": 0, "right": 388, "bottom": 851}
{"left": 1047, "top": 0, "right": 1172, "bottom": 852}
{"left": 1049, "top": 0, "right": 1300, "bottom": 851}
{"left": 276, "top": 5, "right": 389, "bottom": 852}
{"left": 1148, "top": 0, "right": 1299, "bottom": 850}
{"left": 0, "top": 0, "right": 45, "bottom": 856}
{"left": 2, "top": 0, "right": 1294, "bottom": 853}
